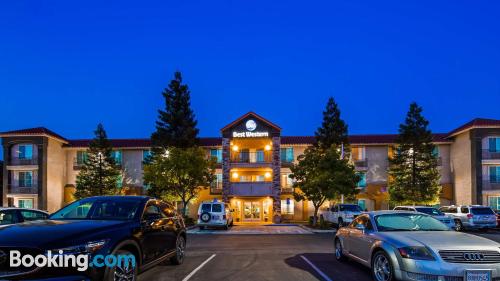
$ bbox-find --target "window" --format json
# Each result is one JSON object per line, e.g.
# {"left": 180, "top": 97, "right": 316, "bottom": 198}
{"left": 111, "top": 150, "right": 122, "bottom": 165}
{"left": 212, "top": 204, "right": 223, "bottom": 213}
{"left": 432, "top": 146, "right": 440, "bottom": 157}
{"left": 18, "top": 171, "right": 33, "bottom": 187}
{"left": 76, "top": 151, "right": 88, "bottom": 165}
{"left": 18, "top": 198, "right": 33, "bottom": 208}
{"left": 0, "top": 210, "right": 19, "bottom": 225}
{"left": 116, "top": 175, "right": 123, "bottom": 188}
{"left": 350, "top": 215, "right": 372, "bottom": 230}
{"left": 210, "top": 149, "right": 222, "bottom": 163}
{"left": 358, "top": 199, "right": 366, "bottom": 211}
{"left": 489, "top": 138, "right": 500, "bottom": 152}
{"left": 488, "top": 196, "right": 500, "bottom": 211}
{"left": 255, "top": 175, "right": 265, "bottom": 182}
{"left": 448, "top": 207, "right": 457, "bottom": 213}
{"left": 211, "top": 174, "right": 223, "bottom": 189}
{"left": 201, "top": 204, "right": 212, "bottom": 212}
{"left": 460, "top": 207, "right": 469, "bottom": 213}
{"left": 281, "top": 173, "right": 293, "bottom": 187}
{"left": 18, "top": 144, "right": 33, "bottom": 159}
{"left": 357, "top": 172, "right": 367, "bottom": 188}
{"left": 281, "top": 199, "right": 294, "bottom": 215}
{"left": 143, "top": 150, "right": 152, "bottom": 162}
{"left": 490, "top": 166, "right": 500, "bottom": 183}
{"left": 20, "top": 210, "right": 47, "bottom": 221}
{"left": 280, "top": 147, "right": 294, "bottom": 163}
{"left": 256, "top": 150, "right": 265, "bottom": 162}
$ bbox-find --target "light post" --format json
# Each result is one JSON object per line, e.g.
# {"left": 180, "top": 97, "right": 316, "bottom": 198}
{"left": 98, "top": 152, "right": 103, "bottom": 195}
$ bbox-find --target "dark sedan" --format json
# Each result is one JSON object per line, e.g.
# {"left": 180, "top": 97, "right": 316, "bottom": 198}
{"left": 0, "top": 196, "right": 186, "bottom": 281}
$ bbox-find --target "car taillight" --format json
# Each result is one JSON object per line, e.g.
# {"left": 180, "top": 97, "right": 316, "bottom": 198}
{"left": 223, "top": 215, "right": 227, "bottom": 220}
{"left": 467, "top": 214, "right": 474, "bottom": 219}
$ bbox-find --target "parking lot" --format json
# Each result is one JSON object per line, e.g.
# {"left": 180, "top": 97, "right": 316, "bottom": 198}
{"left": 138, "top": 230, "right": 500, "bottom": 281}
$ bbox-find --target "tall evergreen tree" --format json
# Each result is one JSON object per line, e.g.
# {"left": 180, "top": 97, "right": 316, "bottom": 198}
{"left": 75, "top": 124, "right": 122, "bottom": 199}
{"left": 315, "top": 97, "right": 349, "bottom": 152}
{"left": 388, "top": 102, "right": 441, "bottom": 205}
{"left": 151, "top": 71, "right": 199, "bottom": 149}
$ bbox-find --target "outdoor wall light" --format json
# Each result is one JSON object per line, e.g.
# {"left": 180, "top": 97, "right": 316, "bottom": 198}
{"left": 265, "top": 172, "right": 271, "bottom": 178}
{"left": 232, "top": 172, "right": 239, "bottom": 179}
{"left": 264, "top": 144, "right": 271, "bottom": 151}
{"left": 232, "top": 145, "right": 239, "bottom": 152}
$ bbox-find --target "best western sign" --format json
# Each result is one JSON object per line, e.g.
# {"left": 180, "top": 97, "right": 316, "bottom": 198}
{"left": 232, "top": 119, "right": 269, "bottom": 138}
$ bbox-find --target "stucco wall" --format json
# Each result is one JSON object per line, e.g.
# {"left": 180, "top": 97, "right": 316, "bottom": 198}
{"left": 366, "top": 146, "right": 389, "bottom": 184}
{"left": 46, "top": 138, "right": 66, "bottom": 212}
{"left": 450, "top": 131, "right": 472, "bottom": 205}
{"left": 438, "top": 144, "right": 452, "bottom": 184}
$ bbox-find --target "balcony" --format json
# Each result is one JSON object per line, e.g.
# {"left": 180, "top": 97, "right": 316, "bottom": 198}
{"left": 483, "top": 180, "right": 500, "bottom": 191}
{"left": 483, "top": 150, "right": 500, "bottom": 160}
{"left": 230, "top": 151, "right": 272, "bottom": 164}
{"left": 7, "top": 184, "right": 39, "bottom": 194}
{"left": 353, "top": 158, "right": 368, "bottom": 168}
{"left": 8, "top": 157, "right": 38, "bottom": 166}
{"left": 210, "top": 182, "right": 223, "bottom": 194}
{"left": 229, "top": 182, "right": 273, "bottom": 196}
{"left": 281, "top": 187, "right": 294, "bottom": 194}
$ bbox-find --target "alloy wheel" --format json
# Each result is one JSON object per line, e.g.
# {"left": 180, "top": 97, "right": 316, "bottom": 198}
{"left": 373, "top": 253, "right": 391, "bottom": 281}
{"left": 335, "top": 240, "right": 342, "bottom": 259}
{"left": 113, "top": 258, "right": 136, "bottom": 281}
{"left": 455, "top": 220, "right": 463, "bottom": 231}
{"left": 176, "top": 236, "right": 186, "bottom": 262}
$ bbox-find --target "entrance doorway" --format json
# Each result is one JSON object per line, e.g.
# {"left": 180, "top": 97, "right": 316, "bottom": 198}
{"left": 243, "top": 201, "right": 261, "bottom": 221}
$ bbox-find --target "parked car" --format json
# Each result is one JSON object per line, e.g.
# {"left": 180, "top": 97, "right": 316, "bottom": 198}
{"left": 439, "top": 205, "right": 497, "bottom": 231}
{"left": 323, "top": 204, "right": 363, "bottom": 227}
{"left": 0, "top": 196, "right": 186, "bottom": 280}
{"left": 494, "top": 210, "right": 500, "bottom": 227}
{"left": 0, "top": 207, "right": 49, "bottom": 225}
{"left": 393, "top": 206, "right": 454, "bottom": 228}
{"left": 334, "top": 210, "right": 500, "bottom": 281}
{"left": 197, "top": 200, "right": 234, "bottom": 230}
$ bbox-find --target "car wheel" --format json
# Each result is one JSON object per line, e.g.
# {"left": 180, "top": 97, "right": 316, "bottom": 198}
{"left": 372, "top": 251, "right": 394, "bottom": 281}
{"left": 170, "top": 235, "right": 186, "bottom": 265}
{"left": 104, "top": 249, "right": 138, "bottom": 281}
{"left": 454, "top": 220, "right": 463, "bottom": 232}
{"left": 224, "top": 224, "right": 229, "bottom": 230}
{"left": 334, "top": 238, "right": 347, "bottom": 262}
{"left": 230, "top": 219, "right": 234, "bottom": 227}
{"left": 338, "top": 218, "right": 344, "bottom": 228}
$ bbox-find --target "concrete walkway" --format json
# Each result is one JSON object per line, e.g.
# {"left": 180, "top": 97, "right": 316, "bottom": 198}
{"left": 188, "top": 224, "right": 314, "bottom": 235}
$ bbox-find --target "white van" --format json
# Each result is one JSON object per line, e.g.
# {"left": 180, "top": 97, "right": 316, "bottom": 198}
{"left": 197, "top": 200, "right": 234, "bottom": 230}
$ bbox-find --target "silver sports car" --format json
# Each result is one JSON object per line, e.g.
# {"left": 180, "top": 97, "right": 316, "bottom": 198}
{"left": 334, "top": 211, "right": 500, "bottom": 281}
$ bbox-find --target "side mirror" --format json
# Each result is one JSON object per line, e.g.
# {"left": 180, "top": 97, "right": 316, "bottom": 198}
{"left": 355, "top": 224, "right": 366, "bottom": 231}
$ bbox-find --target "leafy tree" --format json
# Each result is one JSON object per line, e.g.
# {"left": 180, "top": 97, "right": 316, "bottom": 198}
{"left": 75, "top": 124, "right": 122, "bottom": 199}
{"left": 143, "top": 147, "right": 216, "bottom": 216}
{"left": 388, "top": 102, "right": 441, "bottom": 205}
{"left": 290, "top": 146, "right": 360, "bottom": 226}
{"left": 315, "top": 97, "right": 349, "bottom": 152}
{"left": 151, "top": 71, "right": 199, "bottom": 149}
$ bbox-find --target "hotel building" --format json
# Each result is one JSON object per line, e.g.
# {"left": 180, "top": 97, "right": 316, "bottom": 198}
{"left": 1, "top": 112, "right": 500, "bottom": 223}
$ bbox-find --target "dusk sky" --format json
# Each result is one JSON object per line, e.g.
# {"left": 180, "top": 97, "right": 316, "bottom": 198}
{"left": 1, "top": 1, "right": 499, "bottom": 158}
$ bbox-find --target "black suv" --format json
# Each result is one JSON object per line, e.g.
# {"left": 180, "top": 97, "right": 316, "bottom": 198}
{"left": 0, "top": 196, "right": 186, "bottom": 280}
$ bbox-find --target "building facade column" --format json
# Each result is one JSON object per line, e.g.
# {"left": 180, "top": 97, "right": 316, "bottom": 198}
{"left": 272, "top": 136, "right": 281, "bottom": 223}
{"left": 221, "top": 137, "right": 231, "bottom": 203}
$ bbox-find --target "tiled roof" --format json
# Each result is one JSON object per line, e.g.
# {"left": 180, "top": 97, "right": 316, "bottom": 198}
{"left": 448, "top": 118, "right": 500, "bottom": 137}
{"left": 282, "top": 133, "right": 451, "bottom": 145}
{"left": 0, "top": 127, "right": 68, "bottom": 142}
{"left": 67, "top": 137, "right": 224, "bottom": 148}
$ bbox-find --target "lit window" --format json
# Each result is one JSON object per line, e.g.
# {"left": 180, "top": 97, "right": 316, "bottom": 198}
{"left": 210, "top": 149, "right": 222, "bottom": 163}
{"left": 489, "top": 138, "right": 500, "bottom": 152}
{"left": 18, "top": 199, "right": 34, "bottom": 209}
{"left": 280, "top": 147, "right": 294, "bottom": 163}
{"left": 76, "top": 151, "right": 88, "bottom": 165}
{"left": 281, "top": 199, "right": 294, "bottom": 215}
{"left": 18, "top": 144, "right": 33, "bottom": 159}
{"left": 357, "top": 172, "right": 367, "bottom": 188}
{"left": 490, "top": 166, "right": 500, "bottom": 183}
{"left": 18, "top": 171, "right": 33, "bottom": 187}
{"left": 111, "top": 150, "right": 122, "bottom": 165}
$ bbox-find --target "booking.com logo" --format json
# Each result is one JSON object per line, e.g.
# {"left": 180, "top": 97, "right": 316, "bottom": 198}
{"left": 7, "top": 250, "right": 136, "bottom": 272}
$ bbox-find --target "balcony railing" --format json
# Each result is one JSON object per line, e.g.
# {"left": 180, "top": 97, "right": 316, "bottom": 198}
{"left": 353, "top": 158, "right": 368, "bottom": 168}
{"left": 229, "top": 182, "right": 273, "bottom": 196}
{"left": 7, "top": 184, "right": 39, "bottom": 194}
{"left": 483, "top": 180, "right": 500, "bottom": 191}
{"left": 230, "top": 151, "right": 272, "bottom": 163}
{"left": 8, "top": 157, "right": 38, "bottom": 166}
{"left": 210, "top": 182, "right": 223, "bottom": 194}
{"left": 483, "top": 150, "right": 500, "bottom": 160}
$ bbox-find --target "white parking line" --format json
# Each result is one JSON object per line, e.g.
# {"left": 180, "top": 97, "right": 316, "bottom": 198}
{"left": 300, "top": 255, "right": 333, "bottom": 281}
{"left": 182, "top": 254, "right": 217, "bottom": 281}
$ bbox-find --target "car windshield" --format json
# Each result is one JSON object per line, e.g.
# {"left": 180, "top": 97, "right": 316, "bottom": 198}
{"left": 340, "top": 205, "right": 362, "bottom": 212}
{"left": 415, "top": 207, "right": 444, "bottom": 216}
{"left": 471, "top": 208, "right": 494, "bottom": 215}
{"left": 375, "top": 213, "right": 450, "bottom": 231}
{"left": 50, "top": 198, "right": 141, "bottom": 220}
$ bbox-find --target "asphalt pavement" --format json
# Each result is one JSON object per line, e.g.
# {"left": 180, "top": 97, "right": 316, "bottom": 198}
{"left": 138, "top": 230, "right": 500, "bottom": 281}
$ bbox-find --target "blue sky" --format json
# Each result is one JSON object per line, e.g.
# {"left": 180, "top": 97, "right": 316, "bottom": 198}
{"left": 0, "top": 1, "right": 499, "bottom": 153}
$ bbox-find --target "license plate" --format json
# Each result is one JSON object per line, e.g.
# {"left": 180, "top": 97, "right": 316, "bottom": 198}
{"left": 465, "top": 270, "right": 491, "bottom": 281}
{"left": 212, "top": 215, "right": 219, "bottom": 220}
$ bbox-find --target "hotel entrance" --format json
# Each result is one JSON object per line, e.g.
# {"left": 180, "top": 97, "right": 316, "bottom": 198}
{"left": 243, "top": 201, "right": 261, "bottom": 221}
{"left": 231, "top": 198, "right": 273, "bottom": 223}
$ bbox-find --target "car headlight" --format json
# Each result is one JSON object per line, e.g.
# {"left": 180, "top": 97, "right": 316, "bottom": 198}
{"left": 49, "top": 239, "right": 109, "bottom": 255}
{"left": 345, "top": 214, "right": 354, "bottom": 218}
{"left": 398, "top": 246, "right": 435, "bottom": 261}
